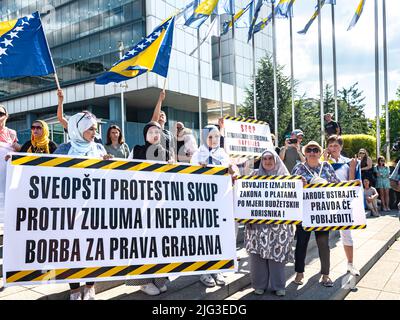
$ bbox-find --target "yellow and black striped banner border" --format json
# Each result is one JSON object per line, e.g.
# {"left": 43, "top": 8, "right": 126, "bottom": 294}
{"left": 224, "top": 115, "right": 268, "bottom": 125}
{"left": 235, "top": 218, "right": 301, "bottom": 225}
{"left": 229, "top": 154, "right": 262, "bottom": 160}
{"left": 303, "top": 225, "right": 367, "bottom": 232}
{"left": 237, "top": 175, "right": 303, "bottom": 180}
{"left": 6, "top": 259, "right": 235, "bottom": 284}
{"left": 10, "top": 155, "right": 228, "bottom": 176}
{"left": 304, "top": 181, "right": 361, "bottom": 189}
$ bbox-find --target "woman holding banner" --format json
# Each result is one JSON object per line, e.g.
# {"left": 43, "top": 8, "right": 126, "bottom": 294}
{"left": 292, "top": 141, "right": 340, "bottom": 287}
{"left": 245, "top": 149, "right": 295, "bottom": 296}
{"left": 54, "top": 111, "right": 111, "bottom": 300}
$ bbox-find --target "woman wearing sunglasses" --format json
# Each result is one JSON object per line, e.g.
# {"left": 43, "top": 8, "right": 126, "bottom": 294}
{"left": 291, "top": 141, "right": 340, "bottom": 287}
{"left": 20, "top": 120, "right": 57, "bottom": 154}
{"left": 358, "top": 149, "right": 374, "bottom": 186}
{"left": 54, "top": 111, "right": 111, "bottom": 300}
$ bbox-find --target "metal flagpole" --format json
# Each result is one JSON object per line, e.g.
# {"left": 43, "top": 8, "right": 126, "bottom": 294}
{"left": 289, "top": 13, "right": 295, "bottom": 131}
{"left": 374, "top": 0, "right": 380, "bottom": 158}
{"left": 331, "top": 3, "right": 339, "bottom": 126}
{"left": 252, "top": 36, "right": 257, "bottom": 120}
{"left": 317, "top": 0, "right": 324, "bottom": 147}
{"left": 272, "top": 2, "right": 278, "bottom": 147}
{"left": 118, "top": 41, "right": 126, "bottom": 138}
{"left": 197, "top": 28, "right": 203, "bottom": 145}
{"left": 382, "top": 0, "right": 390, "bottom": 161}
{"left": 218, "top": 15, "right": 223, "bottom": 117}
{"left": 231, "top": 15, "right": 238, "bottom": 116}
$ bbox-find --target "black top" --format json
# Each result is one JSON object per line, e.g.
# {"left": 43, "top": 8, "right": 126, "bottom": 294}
{"left": 20, "top": 140, "right": 58, "bottom": 154}
{"left": 133, "top": 142, "right": 170, "bottom": 161}
{"left": 324, "top": 121, "right": 339, "bottom": 137}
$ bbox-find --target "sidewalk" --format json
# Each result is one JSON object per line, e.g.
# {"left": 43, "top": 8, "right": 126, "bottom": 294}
{"left": 0, "top": 212, "right": 399, "bottom": 300}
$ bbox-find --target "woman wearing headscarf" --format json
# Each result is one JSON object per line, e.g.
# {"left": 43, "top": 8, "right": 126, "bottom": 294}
{"left": 191, "top": 125, "right": 231, "bottom": 287}
{"left": 128, "top": 121, "right": 170, "bottom": 162}
{"left": 245, "top": 148, "right": 294, "bottom": 296}
{"left": 175, "top": 122, "right": 198, "bottom": 163}
{"left": 54, "top": 111, "right": 111, "bottom": 300}
{"left": 20, "top": 120, "right": 57, "bottom": 154}
{"left": 126, "top": 121, "right": 170, "bottom": 295}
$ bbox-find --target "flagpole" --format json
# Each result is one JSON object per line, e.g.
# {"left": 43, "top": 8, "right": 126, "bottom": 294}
{"left": 218, "top": 15, "right": 223, "bottom": 118}
{"left": 382, "top": 0, "right": 390, "bottom": 161}
{"left": 374, "top": 0, "right": 380, "bottom": 158}
{"left": 197, "top": 28, "right": 203, "bottom": 145}
{"left": 54, "top": 73, "right": 61, "bottom": 90}
{"left": 272, "top": 3, "right": 278, "bottom": 147}
{"left": 331, "top": 3, "right": 339, "bottom": 126}
{"left": 252, "top": 35, "right": 257, "bottom": 120}
{"left": 118, "top": 41, "right": 126, "bottom": 138}
{"left": 231, "top": 15, "right": 238, "bottom": 116}
{"left": 317, "top": 0, "right": 324, "bottom": 147}
{"left": 289, "top": 14, "right": 295, "bottom": 131}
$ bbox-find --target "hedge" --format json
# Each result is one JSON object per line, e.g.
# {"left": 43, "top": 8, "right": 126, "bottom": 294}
{"left": 341, "top": 134, "right": 377, "bottom": 160}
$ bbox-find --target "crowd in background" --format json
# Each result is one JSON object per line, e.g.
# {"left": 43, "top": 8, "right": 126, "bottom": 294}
{"left": 1, "top": 89, "right": 400, "bottom": 300}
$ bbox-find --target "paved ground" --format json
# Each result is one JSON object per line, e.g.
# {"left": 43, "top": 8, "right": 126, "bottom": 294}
{"left": 345, "top": 238, "right": 400, "bottom": 300}
{"left": 0, "top": 211, "right": 399, "bottom": 300}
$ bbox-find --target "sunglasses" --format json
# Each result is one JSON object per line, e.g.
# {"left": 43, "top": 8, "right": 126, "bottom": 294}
{"left": 0, "top": 111, "right": 6, "bottom": 117}
{"left": 31, "top": 125, "right": 43, "bottom": 130}
{"left": 305, "top": 147, "right": 320, "bottom": 153}
{"left": 76, "top": 111, "right": 95, "bottom": 128}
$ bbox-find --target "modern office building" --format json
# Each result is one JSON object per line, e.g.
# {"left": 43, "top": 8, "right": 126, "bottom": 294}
{"left": 0, "top": 0, "right": 272, "bottom": 147}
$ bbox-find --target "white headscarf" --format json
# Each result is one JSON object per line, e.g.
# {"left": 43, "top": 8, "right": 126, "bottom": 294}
{"left": 253, "top": 148, "right": 289, "bottom": 176}
{"left": 67, "top": 112, "right": 101, "bottom": 157}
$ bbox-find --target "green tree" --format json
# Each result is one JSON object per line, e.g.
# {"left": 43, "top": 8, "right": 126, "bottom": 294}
{"left": 380, "top": 87, "right": 400, "bottom": 158}
{"left": 239, "top": 55, "right": 293, "bottom": 145}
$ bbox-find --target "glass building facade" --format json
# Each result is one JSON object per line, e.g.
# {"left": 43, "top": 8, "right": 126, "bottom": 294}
{"left": 0, "top": 0, "right": 146, "bottom": 101}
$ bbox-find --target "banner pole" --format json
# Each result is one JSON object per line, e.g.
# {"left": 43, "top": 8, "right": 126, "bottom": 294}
{"left": 197, "top": 28, "right": 203, "bottom": 145}
{"left": 318, "top": 0, "right": 325, "bottom": 148}
{"left": 272, "top": 3, "right": 278, "bottom": 147}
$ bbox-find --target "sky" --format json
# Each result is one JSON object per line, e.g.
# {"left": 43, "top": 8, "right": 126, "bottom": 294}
{"left": 272, "top": 0, "right": 400, "bottom": 119}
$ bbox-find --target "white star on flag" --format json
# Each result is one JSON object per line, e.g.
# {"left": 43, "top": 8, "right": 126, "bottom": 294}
{"left": 26, "top": 14, "right": 35, "bottom": 20}
{"left": 14, "top": 26, "right": 24, "bottom": 32}
{"left": 154, "top": 31, "right": 161, "bottom": 37}
{"left": 145, "top": 37, "right": 154, "bottom": 43}
{"left": 21, "top": 20, "right": 29, "bottom": 26}
{"left": 0, "top": 47, "right": 7, "bottom": 56}
{"left": 9, "top": 32, "right": 19, "bottom": 38}
{"left": 1, "top": 38, "right": 13, "bottom": 47}
{"left": 137, "top": 43, "right": 146, "bottom": 50}
{"left": 128, "top": 49, "right": 137, "bottom": 55}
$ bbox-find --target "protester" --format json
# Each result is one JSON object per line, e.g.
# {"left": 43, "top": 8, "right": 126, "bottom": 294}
{"left": 191, "top": 125, "right": 229, "bottom": 287}
{"left": 128, "top": 121, "right": 170, "bottom": 162}
{"left": 292, "top": 141, "right": 340, "bottom": 287}
{"left": 150, "top": 90, "right": 174, "bottom": 161}
{"left": 245, "top": 149, "right": 294, "bottom": 297}
{"left": 291, "top": 129, "right": 304, "bottom": 152}
{"left": 104, "top": 125, "right": 130, "bottom": 159}
{"left": 374, "top": 156, "right": 391, "bottom": 212}
{"left": 324, "top": 113, "right": 340, "bottom": 137}
{"left": 389, "top": 159, "right": 400, "bottom": 213}
{"left": 54, "top": 111, "right": 111, "bottom": 300}
{"left": 270, "top": 133, "right": 281, "bottom": 155}
{"left": 363, "top": 178, "right": 380, "bottom": 217}
{"left": 323, "top": 135, "right": 360, "bottom": 276}
{"left": 0, "top": 104, "right": 20, "bottom": 151}
{"left": 20, "top": 120, "right": 57, "bottom": 154}
{"left": 358, "top": 149, "right": 374, "bottom": 186}
{"left": 279, "top": 133, "right": 305, "bottom": 173}
{"left": 175, "top": 122, "right": 198, "bottom": 163}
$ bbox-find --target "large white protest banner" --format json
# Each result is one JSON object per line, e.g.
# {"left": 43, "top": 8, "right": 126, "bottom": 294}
{"left": 223, "top": 116, "right": 273, "bottom": 159}
{"left": 0, "top": 142, "right": 13, "bottom": 224}
{"left": 3, "top": 153, "right": 236, "bottom": 286}
{"left": 302, "top": 180, "right": 367, "bottom": 231}
{"left": 234, "top": 175, "right": 303, "bottom": 224}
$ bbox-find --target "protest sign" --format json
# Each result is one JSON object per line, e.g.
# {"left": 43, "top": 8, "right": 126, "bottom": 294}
{"left": 0, "top": 142, "right": 13, "bottom": 224}
{"left": 223, "top": 116, "right": 274, "bottom": 159}
{"left": 234, "top": 175, "right": 303, "bottom": 224}
{"left": 3, "top": 153, "right": 236, "bottom": 286}
{"left": 302, "top": 180, "right": 367, "bottom": 231}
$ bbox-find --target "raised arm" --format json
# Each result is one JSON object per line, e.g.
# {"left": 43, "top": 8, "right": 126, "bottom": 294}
{"left": 57, "top": 89, "right": 68, "bottom": 130}
{"left": 151, "top": 90, "right": 166, "bottom": 122}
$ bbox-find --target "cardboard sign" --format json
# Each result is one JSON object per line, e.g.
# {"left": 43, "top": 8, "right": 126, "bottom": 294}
{"left": 233, "top": 175, "right": 303, "bottom": 224}
{"left": 3, "top": 153, "right": 237, "bottom": 286}
{"left": 302, "top": 180, "right": 367, "bottom": 230}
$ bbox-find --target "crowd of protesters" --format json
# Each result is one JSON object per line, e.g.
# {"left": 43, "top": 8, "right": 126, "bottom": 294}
{"left": 2, "top": 93, "right": 400, "bottom": 300}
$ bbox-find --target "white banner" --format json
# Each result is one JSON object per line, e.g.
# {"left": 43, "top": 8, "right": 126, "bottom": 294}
{"left": 224, "top": 118, "right": 273, "bottom": 158}
{"left": 3, "top": 154, "right": 237, "bottom": 286}
{"left": 302, "top": 181, "right": 367, "bottom": 229}
{"left": 0, "top": 142, "right": 13, "bottom": 224}
{"left": 233, "top": 176, "right": 303, "bottom": 223}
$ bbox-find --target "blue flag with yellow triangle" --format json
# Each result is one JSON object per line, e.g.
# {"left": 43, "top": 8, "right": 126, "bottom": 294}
{"left": 0, "top": 11, "right": 55, "bottom": 78}
{"left": 347, "top": 0, "right": 366, "bottom": 31}
{"left": 96, "top": 17, "right": 175, "bottom": 85}
{"left": 184, "top": 0, "right": 220, "bottom": 29}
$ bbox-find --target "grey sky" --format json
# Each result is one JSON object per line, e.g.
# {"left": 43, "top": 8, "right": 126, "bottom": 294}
{"left": 272, "top": 0, "right": 399, "bottom": 119}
